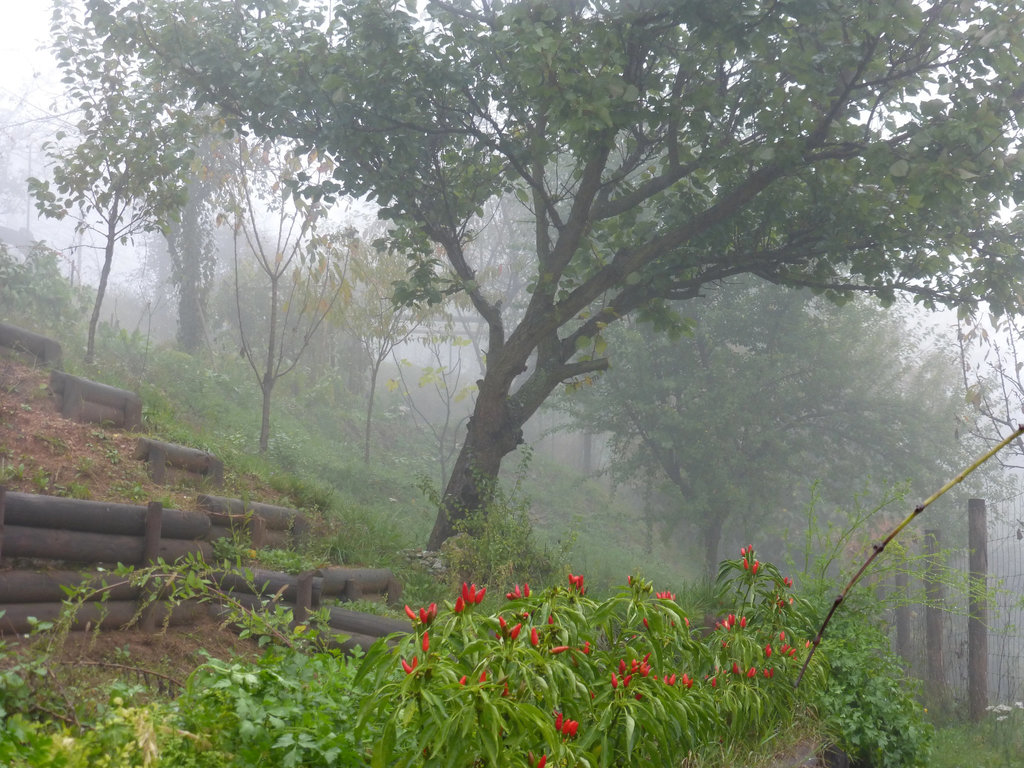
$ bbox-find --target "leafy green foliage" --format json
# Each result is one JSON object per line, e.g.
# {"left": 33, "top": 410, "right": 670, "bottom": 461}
{"left": 814, "top": 610, "right": 933, "bottom": 768}
{"left": 0, "top": 244, "right": 89, "bottom": 337}
{"left": 30, "top": 0, "right": 197, "bottom": 363}
{"left": 176, "top": 648, "right": 370, "bottom": 767}
{"left": 356, "top": 549, "right": 825, "bottom": 767}
{"left": 561, "top": 281, "right": 971, "bottom": 576}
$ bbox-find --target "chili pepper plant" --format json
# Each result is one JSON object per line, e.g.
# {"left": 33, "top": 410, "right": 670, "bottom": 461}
{"left": 355, "top": 546, "right": 826, "bottom": 767}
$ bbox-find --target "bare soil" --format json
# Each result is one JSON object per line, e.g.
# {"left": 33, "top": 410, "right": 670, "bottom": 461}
{"left": 0, "top": 357, "right": 282, "bottom": 681}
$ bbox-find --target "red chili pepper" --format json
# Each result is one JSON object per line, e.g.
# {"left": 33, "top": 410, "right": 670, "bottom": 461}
{"left": 732, "top": 662, "right": 741, "bottom": 675}
{"left": 510, "top": 623, "right": 522, "bottom": 641}
{"left": 747, "top": 666, "right": 756, "bottom": 678}
{"left": 537, "top": 755, "right": 547, "bottom": 768}
{"left": 550, "top": 645, "right": 570, "bottom": 654}
{"left": 459, "top": 675, "right": 467, "bottom": 685}
{"left": 524, "top": 583, "right": 530, "bottom": 597}
{"left": 454, "top": 596, "right": 465, "bottom": 613}
{"left": 401, "top": 658, "right": 413, "bottom": 674}
{"left": 611, "top": 672, "right": 619, "bottom": 689}
{"left": 531, "top": 627, "right": 539, "bottom": 647}
{"left": 479, "top": 670, "right": 487, "bottom": 683}
{"left": 554, "top": 712, "right": 563, "bottom": 731}
{"left": 422, "top": 632, "right": 430, "bottom": 653}
{"left": 404, "top": 605, "right": 417, "bottom": 622}
{"left": 740, "top": 616, "right": 747, "bottom": 629}
{"left": 765, "top": 644, "right": 772, "bottom": 657}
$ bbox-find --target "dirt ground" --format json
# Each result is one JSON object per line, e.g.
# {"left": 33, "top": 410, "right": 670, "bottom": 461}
{"left": 0, "top": 356, "right": 280, "bottom": 680}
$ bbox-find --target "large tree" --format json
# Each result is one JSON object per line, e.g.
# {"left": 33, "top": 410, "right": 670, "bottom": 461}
{"left": 92, "top": 0, "right": 1024, "bottom": 547}
{"left": 563, "top": 281, "right": 968, "bottom": 577}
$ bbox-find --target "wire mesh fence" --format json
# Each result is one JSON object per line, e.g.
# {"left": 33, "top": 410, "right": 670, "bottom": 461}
{"left": 889, "top": 497, "right": 1024, "bottom": 708}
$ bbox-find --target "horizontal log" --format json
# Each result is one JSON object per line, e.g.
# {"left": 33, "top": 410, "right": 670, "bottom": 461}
{"left": 2, "top": 492, "right": 211, "bottom": 539}
{"left": 327, "top": 606, "right": 408, "bottom": 638}
{"left": 320, "top": 567, "right": 402, "bottom": 604}
{"left": 212, "top": 568, "right": 322, "bottom": 606}
{"left": 0, "top": 599, "right": 201, "bottom": 635}
{"left": 134, "top": 438, "right": 224, "bottom": 487}
{"left": 0, "top": 322, "right": 62, "bottom": 368}
{"left": 49, "top": 370, "right": 142, "bottom": 430}
{"left": 197, "top": 494, "right": 307, "bottom": 535}
{"left": 1, "top": 525, "right": 212, "bottom": 565}
{"left": 207, "top": 524, "right": 289, "bottom": 549}
{"left": 328, "top": 631, "right": 385, "bottom": 654}
{"left": 0, "top": 569, "right": 143, "bottom": 603}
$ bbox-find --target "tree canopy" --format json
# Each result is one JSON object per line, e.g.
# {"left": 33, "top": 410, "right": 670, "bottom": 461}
{"left": 88, "top": 0, "right": 1024, "bottom": 547}
{"left": 562, "top": 281, "right": 969, "bottom": 576}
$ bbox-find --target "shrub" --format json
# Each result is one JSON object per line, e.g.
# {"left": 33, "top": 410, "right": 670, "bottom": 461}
{"left": 355, "top": 546, "right": 825, "bottom": 767}
{"left": 814, "top": 608, "right": 933, "bottom": 768}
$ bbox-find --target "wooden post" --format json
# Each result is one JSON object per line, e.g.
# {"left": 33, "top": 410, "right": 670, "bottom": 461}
{"left": 0, "top": 486, "right": 6, "bottom": 562}
{"left": 968, "top": 498, "right": 989, "bottom": 721}
{"left": 294, "top": 570, "right": 315, "bottom": 624}
{"left": 140, "top": 501, "right": 163, "bottom": 632}
{"left": 142, "top": 502, "right": 163, "bottom": 565}
{"left": 924, "top": 529, "right": 945, "bottom": 701}
{"left": 894, "top": 570, "right": 910, "bottom": 661}
{"left": 251, "top": 515, "right": 267, "bottom": 549}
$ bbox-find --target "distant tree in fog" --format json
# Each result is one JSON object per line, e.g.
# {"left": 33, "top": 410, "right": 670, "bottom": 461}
{"left": 563, "top": 281, "right": 969, "bottom": 576}
{"left": 28, "top": 0, "right": 192, "bottom": 364}
{"left": 218, "top": 139, "right": 350, "bottom": 454}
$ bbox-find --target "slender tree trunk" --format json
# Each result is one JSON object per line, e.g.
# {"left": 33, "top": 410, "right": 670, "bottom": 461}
{"left": 363, "top": 363, "right": 379, "bottom": 465}
{"left": 259, "top": 374, "right": 274, "bottom": 454}
{"left": 258, "top": 276, "right": 280, "bottom": 454}
{"left": 86, "top": 194, "right": 121, "bottom": 365}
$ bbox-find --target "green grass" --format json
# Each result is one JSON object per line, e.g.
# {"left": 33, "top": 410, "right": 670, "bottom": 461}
{"left": 928, "top": 705, "right": 1024, "bottom": 768}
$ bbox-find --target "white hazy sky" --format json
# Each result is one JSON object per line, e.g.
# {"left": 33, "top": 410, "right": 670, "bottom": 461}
{"left": 0, "top": 3, "right": 52, "bottom": 88}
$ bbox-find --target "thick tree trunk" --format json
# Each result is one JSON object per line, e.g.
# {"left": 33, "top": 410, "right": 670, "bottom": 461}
{"left": 426, "top": 378, "right": 526, "bottom": 550}
{"left": 703, "top": 512, "right": 725, "bottom": 580}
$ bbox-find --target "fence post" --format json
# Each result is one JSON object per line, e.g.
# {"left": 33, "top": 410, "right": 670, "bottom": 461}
{"left": 894, "top": 569, "right": 910, "bottom": 660}
{"left": 140, "top": 501, "right": 163, "bottom": 633}
{"left": 0, "top": 486, "right": 6, "bottom": 563}
{"left": 924, "top": 529, "right": 946, "bottom": 702}
{"left": 294, "top": 570, "right": 315, "bottom": 625}
{"left": 968, "top": 498, "right": 989, "bottom": 721}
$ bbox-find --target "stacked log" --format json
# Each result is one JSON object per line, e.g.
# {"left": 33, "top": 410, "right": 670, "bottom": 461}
{"left": 320, "top": 566, "right": 403, "bottom": 606}
{"left": 0, "top": 323, "right": 62, "bottom": 369}
{"left": 198, "top": 493, "right": 309, "bottom": 548}
{"left": 50, "top": 370, "right": 143, "bottom": 430}
{"left": 134, "top": 437, "right": 224, "bottom": 488}
{"left": 0, "top": 491, "right": 212, "bottom": 564}
{"left": 0, "top": 488, "right": 406, "bottom": 651}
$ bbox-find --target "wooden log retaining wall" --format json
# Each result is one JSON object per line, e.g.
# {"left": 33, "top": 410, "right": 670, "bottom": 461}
{"left": 134, "top": 438, "right": 224, "bottom": 488}
{"left": 0, "top": 322, "right": 62, "bottom": 369}
{"left": 50, "top": 370, "right": 143, "bottom": 430}
{"left": 198, "top": 493, "right": 310, "bottom": 547}
{"left": 0, "top": 488, "right": 406, "bottom": 649}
